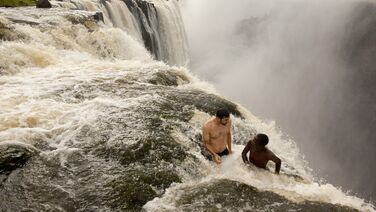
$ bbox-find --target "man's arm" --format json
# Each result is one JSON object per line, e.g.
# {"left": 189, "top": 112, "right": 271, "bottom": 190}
{"left": 269, "top": 152, "right": 281, "bottom": 174}
{"left": 241, "top": 140, "right": 252, "bottom": 164}
{"left": 227, "top": 131, "right": 232, "bottom": 154}
{"left": 227, "top": 119, "right": 232, "bottom": 153}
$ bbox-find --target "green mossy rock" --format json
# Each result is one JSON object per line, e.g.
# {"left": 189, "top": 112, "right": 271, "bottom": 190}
{"left": 0, "top": 0, "right": 35, "bottom": 7}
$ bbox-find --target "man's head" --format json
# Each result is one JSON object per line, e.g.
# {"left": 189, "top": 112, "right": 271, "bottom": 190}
{"left": 216, "top": 108, "right": 230, "bottom": 125}
{"left": 254, "top": 133, "right": 269, "bottom": 147}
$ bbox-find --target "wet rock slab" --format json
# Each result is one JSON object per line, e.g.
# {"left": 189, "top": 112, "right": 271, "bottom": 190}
{"left": 176, "top": 179, "right": 359, "bottom": 212}
{"left": 0, "top": 141, "right": 38, "bottom": 175}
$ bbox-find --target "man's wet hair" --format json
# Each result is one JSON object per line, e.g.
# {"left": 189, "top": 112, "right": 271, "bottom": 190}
{"left": 216, "top": 108, "right": 230, "bottom": 119}
{"left": 255, "top": 134, "right": 269, "bottom": 146}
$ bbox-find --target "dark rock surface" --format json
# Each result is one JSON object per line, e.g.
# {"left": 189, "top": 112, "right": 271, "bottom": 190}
{"left": 93, "top": 11, "right": 104, "bottom": 22}
{"left": 36, "top": 0, "right": 51, "bottom": 8}
{"left": 176, "top": 179, "right": 359, "bottom": 211}
{"left": 0, "top": 141, "right": 38, "bottom": 175}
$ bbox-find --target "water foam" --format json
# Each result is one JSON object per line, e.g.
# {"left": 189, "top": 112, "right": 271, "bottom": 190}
{"left": 144, "top": 110, "right": 375, "bottom": 211}
{"left": 1, "top": 2, "right": 374, "bottom": 211}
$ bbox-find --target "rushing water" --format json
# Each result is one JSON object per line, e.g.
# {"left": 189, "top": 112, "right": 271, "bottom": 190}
{"left": 181, "top": 0, "right": 376, "bottom": 201}
{"left": 0, "top": 0, "right": 375, "bottom": 211}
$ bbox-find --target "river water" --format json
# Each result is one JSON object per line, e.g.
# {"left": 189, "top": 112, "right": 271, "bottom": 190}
{"left": 0, "top": 1, "right": 374, "bottom": 211}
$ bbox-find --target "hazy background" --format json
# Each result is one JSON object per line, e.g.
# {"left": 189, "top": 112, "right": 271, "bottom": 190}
{"left": 181, "top": 0, "right": 376, "bottom": 201}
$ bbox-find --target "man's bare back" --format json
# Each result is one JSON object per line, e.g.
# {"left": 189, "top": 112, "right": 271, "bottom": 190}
{"left": 242, "top": 134, "right": 281, "bottom": 174}
{"left": 202, "top": 109, "right": 232, "bottom": 164}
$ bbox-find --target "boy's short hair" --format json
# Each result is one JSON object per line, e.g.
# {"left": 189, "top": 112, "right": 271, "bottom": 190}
{"left": 255, "top": 134, "right": 269, "bottom": 146}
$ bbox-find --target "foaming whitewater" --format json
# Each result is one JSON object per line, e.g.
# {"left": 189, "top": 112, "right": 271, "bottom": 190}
{"left": 0, "top": 1, "right": 374, "bottom": 211}
{"left": 144, "top": 110, "right": 375, "bottom": 211}
{"left": 0, "top": 7, "right": 151, "bottom": 75}
{"left": 150, "top": 0, "right": 190, "bottom": 67}
{"left": 54, "top": 0, "right": 189, "bottom": 66}
{"left": 100, "top": 0, "right": 143, "bottom": 41}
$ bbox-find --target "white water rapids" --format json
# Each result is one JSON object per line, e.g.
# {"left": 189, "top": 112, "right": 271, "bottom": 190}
{"left": 0, "top": 1, "right": 374, "bottom": 211}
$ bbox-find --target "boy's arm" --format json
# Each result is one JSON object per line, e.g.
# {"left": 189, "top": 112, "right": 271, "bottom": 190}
{"left": 269, "top": 152, "right": 281, "bottom": 174}
{"left": 241, "top": 140, "right": 252, "bottom": 164}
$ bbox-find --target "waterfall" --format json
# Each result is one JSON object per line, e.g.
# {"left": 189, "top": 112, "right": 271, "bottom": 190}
{"left": 151, "top": 0, "right": 190, "bottom": 67}
{"left": 54, "top": 0, "right": 189, "bottom": 66}
{"left": 101, "top": 0, "right": 143, "bottom": 41}
{"left": 0, "top": 0, "right": 375, "bottom": 211}
{"left": 124, "top": 0, "right": 163, "bottom": 61}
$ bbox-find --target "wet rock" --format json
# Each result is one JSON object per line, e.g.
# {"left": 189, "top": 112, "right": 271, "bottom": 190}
{"left": 105, "top": 137, "right": 188, "bottom": 166}
{"left": 164, "top": 89, "right": 243, "bottom": 118}
{"left": 147, "top": 70, "right": 190, "bottom": 86}
{"left": 0, "top": 154, "right": 79, "bottom": 211}
{"left": 52, "top": 68, "right": 244, "bottom": 118}
{"left": 0, "top": 17, "right": 27, "bottom": 41}
{"left": 107, "top": 166, "right": 180, "bottom": 210}
{"left": 0, "top": 141, "right": 38, "bottom": 174}
{"left": 0, "top": 20, "right": 14, "bottom": 41}
{"left": 36, "top": 0, "right": 51, "bottom": 8}
{"left": 64, "top": 13, "right": 99, "bottom": 26}
{"left": 0, "top": 0, "right": 35, "bottom": 7}
{"left": 93, "top": 11, "right": 104, "bottom": 23}
{"left": 108, "top": 176, "right": 157, "bottom": 210}
{"left": 83, "top": 20, "right": 97, "bottom": 31}
{"left": 176, "top": 179, "right": 359, "bottom": 211}
{"left": 83, "top": 12, "right": 104, "bottom": 31}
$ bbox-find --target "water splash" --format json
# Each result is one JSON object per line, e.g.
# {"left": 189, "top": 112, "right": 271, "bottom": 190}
{"left": 0, "top": 1, "right": 374, "bottom": 211}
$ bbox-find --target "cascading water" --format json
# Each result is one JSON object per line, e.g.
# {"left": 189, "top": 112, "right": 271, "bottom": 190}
{"left": 180, "top": 0, "right": 376, "bottom": 202}
{"left": 57, "top": 0, "right": 189, "bottom": 66}
{"left": 0, "top": 0, "right": 374, "bottom": 211}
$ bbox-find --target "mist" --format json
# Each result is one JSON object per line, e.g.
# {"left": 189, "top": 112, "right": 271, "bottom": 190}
{"left": 181, "top": 0, "right": 376, "bottom": 201}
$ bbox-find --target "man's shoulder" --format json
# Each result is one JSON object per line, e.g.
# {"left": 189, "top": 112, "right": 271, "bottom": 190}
{"left": 203, "top": 118, "right": 214, "bottom": 129}
{"left": 226, "top": 118, "right": 232, "bottom": 128}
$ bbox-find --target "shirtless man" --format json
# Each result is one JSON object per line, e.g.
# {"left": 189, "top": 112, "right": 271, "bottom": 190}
{"left": 202, "top": 108, "right": 233, "bottom": 164}
{"left": 242, "top": 134, "right": 281, "bottom": 174}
